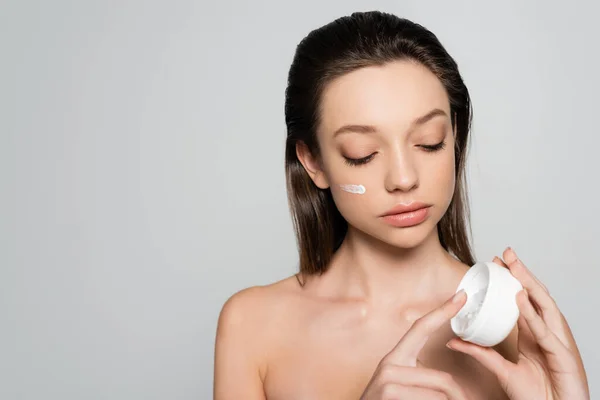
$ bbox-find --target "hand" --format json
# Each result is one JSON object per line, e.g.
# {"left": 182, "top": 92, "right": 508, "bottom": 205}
{"left": 360, "top": 290, "right": 470, "bottom": 400}
{"left": 446, "top": 247, "right": 590, "bottom": 400}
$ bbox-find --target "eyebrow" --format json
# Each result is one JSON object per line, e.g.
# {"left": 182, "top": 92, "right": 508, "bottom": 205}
{"left": 332, "top": 108, "right": 448, "bottom": 137}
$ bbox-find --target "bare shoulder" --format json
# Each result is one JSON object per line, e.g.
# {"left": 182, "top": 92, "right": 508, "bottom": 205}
{"left": 214, "top": 275, "right": 301, "bottom": 399}
{"left": 217, "top": 275, "right": 301, "bottom": 332}
{"left": 215, "top": 275, "right": 302, "bottom": 367}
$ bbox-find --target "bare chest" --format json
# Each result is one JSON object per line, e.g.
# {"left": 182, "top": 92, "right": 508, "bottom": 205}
{"left": 262, "top": 319, "right": 507, "bottom": 400}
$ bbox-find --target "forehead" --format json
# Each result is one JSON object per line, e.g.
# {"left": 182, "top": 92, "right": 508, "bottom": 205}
{"left": 319, "top": 60, "right": 451, "bottom": 136}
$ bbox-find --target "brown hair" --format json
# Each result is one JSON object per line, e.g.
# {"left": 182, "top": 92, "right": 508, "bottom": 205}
{"left": 284, "top": 11, "right": 475, "bottom": 283}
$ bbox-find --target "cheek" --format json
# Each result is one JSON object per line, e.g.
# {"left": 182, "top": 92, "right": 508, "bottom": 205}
{"left": 329, "top": 177, "right": 370, "bottom": 210}
{"left": 317, "top": 155, "right": 370, "bottom": 216}
{"left": 429, "top": 151, "right": 456, "bottom": 204}
{"left": 325, "top": 167, "right": 377, "bottom": 226}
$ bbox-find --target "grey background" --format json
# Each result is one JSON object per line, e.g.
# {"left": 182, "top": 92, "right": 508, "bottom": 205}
{"left": 2, "top": 0, "right": 599, "bottom": 398}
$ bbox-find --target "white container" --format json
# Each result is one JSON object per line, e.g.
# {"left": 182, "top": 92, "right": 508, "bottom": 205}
{"left": 450, "top": 261, "right": 523, "bottom": 347}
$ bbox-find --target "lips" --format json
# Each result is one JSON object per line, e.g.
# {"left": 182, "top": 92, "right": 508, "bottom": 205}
{"left": 379, "top": 202, "right": 432, "bottom": 228}
{"left": 380, "top": 202, "right": 432, "bottom": 217}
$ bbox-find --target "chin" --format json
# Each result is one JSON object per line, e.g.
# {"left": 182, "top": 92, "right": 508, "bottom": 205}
{"left": 384, "top": 225, "right": 436, "bottom": 249}
{"left": 361, "top": 219, "right": 439, "bottom": 250}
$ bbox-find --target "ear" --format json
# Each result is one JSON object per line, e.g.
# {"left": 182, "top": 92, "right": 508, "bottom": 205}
{"left": 296, "top": 141, "right": 330, "bottom": 189}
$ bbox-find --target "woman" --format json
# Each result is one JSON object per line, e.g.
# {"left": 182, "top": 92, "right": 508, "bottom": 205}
{"left": 213, "top": 11, "right": 589, "bottom": 399}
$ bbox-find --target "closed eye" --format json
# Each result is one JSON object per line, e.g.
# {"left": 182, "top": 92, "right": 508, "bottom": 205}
{"left": 343, "top": 141, "right": 445, "bottom": 166}
{"left": 343, "top": 153, "right": 376, "bottom": 166}
{"left": 419, "top": 141, "right": 446, "bottom": 152}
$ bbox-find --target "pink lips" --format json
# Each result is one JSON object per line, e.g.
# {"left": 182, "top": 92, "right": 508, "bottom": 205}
{"left": 380, "top": 202, "right": 432, "bottom": 228}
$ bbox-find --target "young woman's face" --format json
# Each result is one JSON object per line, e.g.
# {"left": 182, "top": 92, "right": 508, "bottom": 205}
{"left": 311, "top": 60, "right": 456, "bottom": 249}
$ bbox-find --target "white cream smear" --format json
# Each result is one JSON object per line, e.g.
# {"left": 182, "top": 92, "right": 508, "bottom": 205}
{"left": 339, "top": 184, "right": 366, "bottom": 194}
{"left": 457, "top": 287, "right": 487, "bottom": 332}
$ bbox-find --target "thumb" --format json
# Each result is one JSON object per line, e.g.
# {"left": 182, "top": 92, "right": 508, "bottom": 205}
{"left": 446, "top": 338, "right": 514, "bottom": 386}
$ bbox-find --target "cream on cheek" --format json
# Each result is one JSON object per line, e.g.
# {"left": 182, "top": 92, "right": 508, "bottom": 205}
{"left": 339, "top": 184, "right": 366, "bottom": 194}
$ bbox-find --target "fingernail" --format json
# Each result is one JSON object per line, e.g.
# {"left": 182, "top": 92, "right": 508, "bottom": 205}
{"left": 446, "top": 341, "right": 456, "bottom": 350}
{"left": 453, "top": 289, "right": 466, "bottom": 303}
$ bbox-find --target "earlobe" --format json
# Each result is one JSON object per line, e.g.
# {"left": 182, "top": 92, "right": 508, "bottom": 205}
{"left": 295, "top": 142, "right": 330, "bottom": 190}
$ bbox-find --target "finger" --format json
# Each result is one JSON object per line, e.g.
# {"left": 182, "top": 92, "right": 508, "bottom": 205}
{"left": 516, "top": 313, "right": 539, "bottom": 356}
{"left": 502, "top": 247, "right": 549, "bottom": 293}
{"left": 492, "top": 256, "right": 508, "bottom": 268}
{"left": 502, "top": 248, "right": 565, "bottom": 335}
{"left": 386, "top": 290, "right": 467, "bottom": 366}
{"left": 376, "top": 364, "right": 469, "bottom": 400}
{"left": 504, "top": 249, "right": 581, "bottom": 358}
{"left": 446, "top": 338, "right": 514, "bottom": 387}
{"left": 502, "top": 248, "right": 557, "bottom": 314}
{"left": 516, "top": 289, "right": 570, "bottom": 360}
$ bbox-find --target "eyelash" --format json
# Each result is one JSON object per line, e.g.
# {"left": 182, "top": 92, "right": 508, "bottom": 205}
{"left": 420, "top": 141, "right": 447, "bottom": 152}
{"left": 344, "top": 154, "right": 375, "bottom": 166}
{"left": 343, "top": 141, "right": 447, "bottom": 167}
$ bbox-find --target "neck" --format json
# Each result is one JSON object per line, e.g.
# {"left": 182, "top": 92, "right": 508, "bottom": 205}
{"left": 314, "top": 226, "right": 462, "bottom": 306}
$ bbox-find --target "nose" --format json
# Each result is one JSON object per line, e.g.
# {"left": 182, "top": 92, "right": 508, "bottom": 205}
{"left": 384, "top": 149, "right": 419, "bottom": 192}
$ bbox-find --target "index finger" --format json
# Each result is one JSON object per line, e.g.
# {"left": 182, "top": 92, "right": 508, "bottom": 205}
{"left": 385, "top": 289, "right": 467, "bottom": 366}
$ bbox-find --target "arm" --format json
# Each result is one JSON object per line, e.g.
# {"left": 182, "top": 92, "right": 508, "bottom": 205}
{"left": 213, "top": 287, "right": 267, "bottom": 400}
